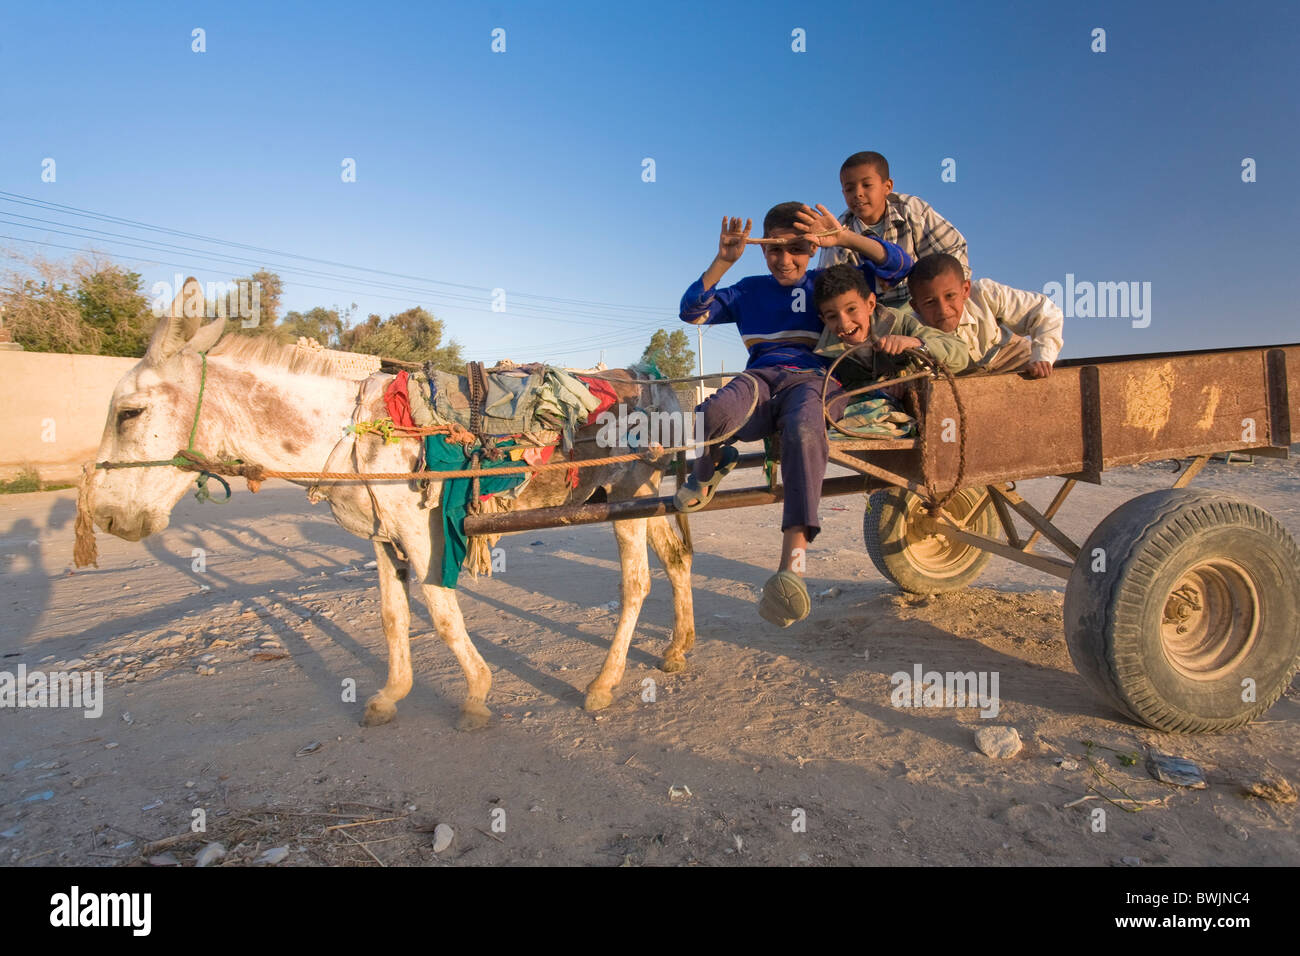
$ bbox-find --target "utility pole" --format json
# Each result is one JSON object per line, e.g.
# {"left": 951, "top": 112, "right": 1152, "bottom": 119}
{"left": 696, "top": 326, "right": 705, "bottom": 406}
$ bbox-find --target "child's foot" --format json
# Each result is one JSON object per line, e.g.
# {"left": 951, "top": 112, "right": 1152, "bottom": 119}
{"left": 673, "top": 445, "right": 740, "bottom": 513}
{"left": 758, "top": 570, "right": 810, "bottom": 627}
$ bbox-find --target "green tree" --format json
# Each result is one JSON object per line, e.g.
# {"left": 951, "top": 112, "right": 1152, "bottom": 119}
{"left": 640, "top": 328, "right": 695, "bottom": 379}
{"left": 222, "top": 268, "right": 284, "bottom": 338}
{"left": 75, "top": 265, "right": 154, "bottom": 356}
{"left": 340, "top": 306, "right": 464, "bottom": 371}
{"left": 281, "top": 305, "right": 347, "bottom": 347}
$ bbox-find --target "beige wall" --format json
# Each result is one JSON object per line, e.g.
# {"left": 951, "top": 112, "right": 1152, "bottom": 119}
{"left": 0, "top": 351, "right": 139, "bottom": 483}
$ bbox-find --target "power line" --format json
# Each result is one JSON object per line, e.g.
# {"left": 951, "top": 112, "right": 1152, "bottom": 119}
{"left": 0, "top": 225, "right": 671, "bottom": 332}
{"left": 0, "top": 191, "right": 671, "bottom": 316}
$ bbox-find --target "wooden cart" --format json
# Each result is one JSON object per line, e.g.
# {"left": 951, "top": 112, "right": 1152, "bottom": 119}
{"left": 466, "top": 343, "right": 1300, "bottom": 733}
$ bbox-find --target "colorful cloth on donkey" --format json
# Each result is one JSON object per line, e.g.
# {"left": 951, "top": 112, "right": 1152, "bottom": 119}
{"left": 427, "top": 434, "right": 527, "bottom": 589}
{"left": 419, "top": 364, "right": 601, "bottom": 450}
{"left": 384, "top": 365, "right": 639, "bottom": 587}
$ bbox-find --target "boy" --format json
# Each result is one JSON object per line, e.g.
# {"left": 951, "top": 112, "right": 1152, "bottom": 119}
{"left": 907, "top": 254, "right": 1064, "bottom": 378}
{"left": 818, "top": 150, "right": 968, "bottom": 309}
{"left": 677, "top": 202, "right": 912, "bottom": 627}
{"left": 813, "top": 264, "right": 970, "bottom": 390}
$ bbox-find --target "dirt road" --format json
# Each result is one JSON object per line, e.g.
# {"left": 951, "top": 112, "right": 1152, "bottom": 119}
{"left": 2, "top": 454, "right": 1297, "bottom": 866}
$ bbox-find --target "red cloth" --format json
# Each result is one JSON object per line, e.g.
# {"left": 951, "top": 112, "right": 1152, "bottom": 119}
{"left": 578, "top": 376, "right": 619, "bottom": 424}
{"left": 383, "top": 370, "right": 414, "bottom": 427}
{"left": 523, "top": 446, "right": 556, "bottom": 466}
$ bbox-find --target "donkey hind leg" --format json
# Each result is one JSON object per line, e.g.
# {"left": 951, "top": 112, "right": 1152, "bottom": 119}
{"left": 647, "top": 514, "right": 695, "bottom": 674}
{"left": 402, "top": 516, "right": 493, "bottom": 731}
{"left": 584, "top": 518, "right": 652, "bottom": 712}
{"left": 362, "top": 540, "right": 413, "bottom": 727}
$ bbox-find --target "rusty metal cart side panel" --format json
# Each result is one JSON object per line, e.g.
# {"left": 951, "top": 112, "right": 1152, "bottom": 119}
{"left": 1093, "top": 349, "right": 1273, "bottom": 466}
{"left": 920, "top": 367, "right": 1089, "bottom": 489}
{"left": 919, "top": 345, "right": 1296, "bottom": 491}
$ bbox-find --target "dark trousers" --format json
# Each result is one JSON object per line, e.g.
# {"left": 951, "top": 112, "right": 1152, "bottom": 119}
{"left": 693, "top": 366, "right": 848, "bottom": 541}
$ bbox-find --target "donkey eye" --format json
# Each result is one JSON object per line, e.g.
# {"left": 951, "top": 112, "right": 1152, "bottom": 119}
{"left": 117, "top": 407, "right": 144, "bottom": 426}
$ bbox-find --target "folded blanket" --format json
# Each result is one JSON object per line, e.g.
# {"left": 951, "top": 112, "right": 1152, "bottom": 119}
{"left": 830, "top": 396, "right": 916, "bottom": 439}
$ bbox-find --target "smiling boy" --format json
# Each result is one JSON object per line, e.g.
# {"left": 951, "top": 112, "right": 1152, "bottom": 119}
{"left": 677, "top": 202, "right": 911, "bottom": 626}
{"left": 818, "top": 151, "right": 968, "bottom": 309}
{"left": 813, "top": 264, "right": 970, "bottom": 390}
{"left": 908, "top": 254, "right": 1064, "bottom": 378}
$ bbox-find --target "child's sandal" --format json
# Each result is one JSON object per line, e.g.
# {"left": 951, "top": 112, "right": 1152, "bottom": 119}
{"left": 673, "top": 446, "right": 740, "bottom": 513}
{"left": 758, "top": 570, "right": 811, "bottom": 628}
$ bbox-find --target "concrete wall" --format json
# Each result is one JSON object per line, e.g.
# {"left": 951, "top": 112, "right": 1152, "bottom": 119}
{"left": 0, "top": 350, "right": 138, "bottom": 483}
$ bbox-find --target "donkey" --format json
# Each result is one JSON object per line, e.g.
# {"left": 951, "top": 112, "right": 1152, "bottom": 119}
{"left": 89, "top": 278, "right": 696, "bottom": 730}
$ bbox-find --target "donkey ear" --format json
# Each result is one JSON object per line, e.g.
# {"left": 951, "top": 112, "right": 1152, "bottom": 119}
{"left": 186, "top": 315, "right": 225, "bottom": 354}
{"left": 147, "top": 277, "right": 206, "bottom": 364}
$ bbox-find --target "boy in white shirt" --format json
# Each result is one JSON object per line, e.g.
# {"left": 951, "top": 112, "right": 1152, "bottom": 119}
{"left": 907, "top": 254, "right": 1064, "bottom": 378}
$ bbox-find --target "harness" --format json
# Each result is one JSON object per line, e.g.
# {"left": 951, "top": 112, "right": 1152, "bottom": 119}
{"left": 95, "top": 351, "right": 234, "bottom": 504}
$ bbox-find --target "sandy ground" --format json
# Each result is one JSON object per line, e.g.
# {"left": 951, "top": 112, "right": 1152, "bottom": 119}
{"left": 1, "top": 450, "right": 1297, "bottom": 867}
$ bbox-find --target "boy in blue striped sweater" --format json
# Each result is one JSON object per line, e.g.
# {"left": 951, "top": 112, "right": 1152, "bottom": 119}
{"left": 677, "top": 201, "right": 911, "bottom": 626}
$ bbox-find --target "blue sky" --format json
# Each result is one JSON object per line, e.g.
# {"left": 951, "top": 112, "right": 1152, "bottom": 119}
{"left": 1, "top": 0, "right": 1297, "bottom": 372}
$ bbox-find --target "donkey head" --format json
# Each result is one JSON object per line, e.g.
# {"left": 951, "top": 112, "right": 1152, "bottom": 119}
{"left": 92, "top": 277, "right": 225, "bottom": 541}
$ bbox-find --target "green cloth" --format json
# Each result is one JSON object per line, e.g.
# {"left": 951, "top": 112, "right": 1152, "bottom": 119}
{"left": 815, "top": 304, "right": 970, "bottom": 392}
{"left": 426, "top": 435, "right": 526, "bottom": 588}
{"left": 629, "top": 358, "right": 664, "bottom": 379}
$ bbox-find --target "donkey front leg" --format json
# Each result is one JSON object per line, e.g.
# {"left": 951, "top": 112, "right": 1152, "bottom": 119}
{"left": 362, "top": 540, "right": 413, "bottom": 726}
{"left": 647, "top": 514, "right": 695, "bottom": 673}
{"left": 584, "top": 518, "right": 651, "bottom": 711}
{"left": 402, "top": 522, "right": 493, "bottom": 730}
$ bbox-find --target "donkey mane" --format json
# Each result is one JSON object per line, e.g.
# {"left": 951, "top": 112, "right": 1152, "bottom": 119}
{"left": 207, "top": 334, "right": 353, "bottom": 379}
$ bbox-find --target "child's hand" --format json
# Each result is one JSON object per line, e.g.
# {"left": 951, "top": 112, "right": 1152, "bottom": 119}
{"left": 716, "top": 216, "right": 752, "bottom": 263}
{"left": 876, "top": 334, "right": 922, "bottom": 356}
{"left": 794, "top": 204, "right": 845, "bottom": 247}
{"left": 1023, "top": 361, "right": 1053, "bottom": 378}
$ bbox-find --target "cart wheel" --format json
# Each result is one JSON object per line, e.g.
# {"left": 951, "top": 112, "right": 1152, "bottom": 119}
{"left": 863, "top": 486, "right": 994, "bottom": 594}
{"left": 1064, "top": 489, "right": 1300, "bottom": 733}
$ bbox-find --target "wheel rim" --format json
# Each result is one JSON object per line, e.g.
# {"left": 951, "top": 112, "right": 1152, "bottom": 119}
{"left": 1160, "top": 559, "right": 1260, "bottom": 681}
{"left": 901, "top": 491, "right": 983, "bottom": 579}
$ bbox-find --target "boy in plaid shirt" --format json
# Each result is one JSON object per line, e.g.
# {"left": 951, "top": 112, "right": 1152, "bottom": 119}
{"left": 817, "top": 150, "right": 968, "bottom": 309}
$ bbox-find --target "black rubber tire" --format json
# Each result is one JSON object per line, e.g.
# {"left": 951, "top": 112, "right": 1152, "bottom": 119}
{"left": 1064, "top": 489, "right": 1300, "bottom": 733}
{"left": 863, "top": 487, "right": 994, "bottom": 594}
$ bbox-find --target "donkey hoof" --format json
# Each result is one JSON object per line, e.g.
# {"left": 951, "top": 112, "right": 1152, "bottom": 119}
{"left": 660, "top": 656, "right": 687, "bottom": 674}
{"left": 362, "top": 696, "right": 397, "bottom": 727}
{"left": 457, "top": 702, "right": 492, "bottom": 732}
{"left": 583, "top": 688, "right": 614, "bottom": 712}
